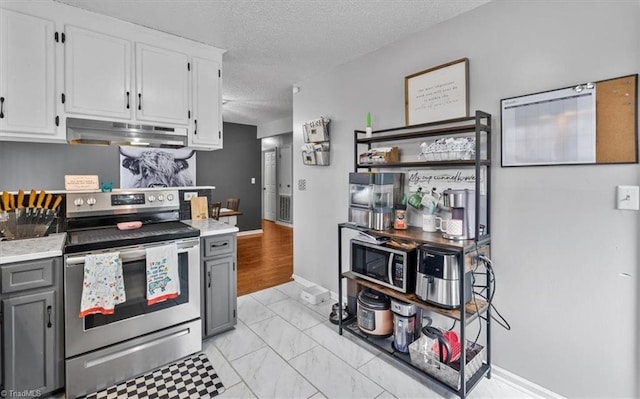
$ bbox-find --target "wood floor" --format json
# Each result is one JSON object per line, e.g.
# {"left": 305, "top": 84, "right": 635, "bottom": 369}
{"left": 237, "top": 220, "right": 293, "bottom": 296}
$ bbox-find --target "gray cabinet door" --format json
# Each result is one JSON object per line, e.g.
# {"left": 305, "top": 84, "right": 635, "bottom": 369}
{"left": 2, "top": 290, "right": 55, "bottom": 394}
{"left": 204, "top": 256, "right": 237, "bottom": 337}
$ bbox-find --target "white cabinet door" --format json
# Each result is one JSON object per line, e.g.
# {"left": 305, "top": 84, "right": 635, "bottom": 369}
{"left": 135, "top": 43, "right": 189, "bottom": 125}
{"left": 64, "top": 25, "right": 132, "bottom": 119}
{"left": 0, "top": 9, "right": 59, "bottom": 140}
{"left": 190, "top": 57, "right": 222, "bottom": 149}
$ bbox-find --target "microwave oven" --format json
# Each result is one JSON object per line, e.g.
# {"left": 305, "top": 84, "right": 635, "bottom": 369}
{"left": 350, "top": 239, "right": 416, "bottom": 293}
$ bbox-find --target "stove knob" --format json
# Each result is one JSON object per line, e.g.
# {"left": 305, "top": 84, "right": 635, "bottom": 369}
{"left": 73, "top": 198, "right": 84, "bottom": 206}
{"left": 157, "top": 194, "right": 164, "bottom": 202}
{"left": 87, "top": 197, "right": 97, "bottom": 206}
{"left": 148, "top": 195, "right": 156, "bottom": 202}
{"left": 167, "top": 194, "right": 174, "bottom": 201}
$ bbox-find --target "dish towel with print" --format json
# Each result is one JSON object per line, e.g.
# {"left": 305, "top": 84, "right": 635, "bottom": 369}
{"left": 146, "top": 243, "right": 180, "bottom": 305}
{"left": 79, "top": 252, "right": 126, "bottom": 318}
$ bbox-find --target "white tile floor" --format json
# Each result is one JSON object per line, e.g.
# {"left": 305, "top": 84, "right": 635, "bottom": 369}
{"left": 204, "top": 281, "right": 539, "bottom": 399}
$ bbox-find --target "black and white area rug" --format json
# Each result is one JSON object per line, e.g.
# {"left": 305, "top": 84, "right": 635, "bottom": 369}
{"left": 84, "top": 352, "right": 225, "bottom": 399}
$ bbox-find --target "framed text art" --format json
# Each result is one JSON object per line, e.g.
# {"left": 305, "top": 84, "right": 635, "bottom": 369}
{"left": 405, "top": 58, "right": 469, "bottom": 126}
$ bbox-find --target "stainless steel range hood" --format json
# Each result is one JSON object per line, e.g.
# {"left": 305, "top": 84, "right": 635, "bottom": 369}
{"left": 67, "top": 117, "right": 188, "bottom": 148}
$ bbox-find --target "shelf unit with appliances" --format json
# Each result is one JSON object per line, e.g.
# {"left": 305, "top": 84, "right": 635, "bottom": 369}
{"left": 338, "top": 111, "right": 492, "bottom": 398}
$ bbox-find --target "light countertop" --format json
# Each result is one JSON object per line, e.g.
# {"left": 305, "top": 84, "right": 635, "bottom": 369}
{"left": 182, "top": 219, "right": 239, "bottom": 236}
{"left": 0, "top": 233, "right": 67, "bottom": 264}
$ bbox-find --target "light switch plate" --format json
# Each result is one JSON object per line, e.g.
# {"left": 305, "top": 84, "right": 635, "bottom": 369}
{"left": 617, "top": 185, "right": 639, "bottom": 210}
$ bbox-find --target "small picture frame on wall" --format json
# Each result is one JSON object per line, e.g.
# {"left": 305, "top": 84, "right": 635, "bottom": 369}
{"left": 405, "top": 58, "right": 469, "bottom": 126}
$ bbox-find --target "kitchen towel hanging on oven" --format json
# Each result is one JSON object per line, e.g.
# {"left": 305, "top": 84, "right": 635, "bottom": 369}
{"left": 79, "top": 252, "right": 126, "bottom": 317}
{"left": 146, "top": 243, "right": 180, "bottom": 305}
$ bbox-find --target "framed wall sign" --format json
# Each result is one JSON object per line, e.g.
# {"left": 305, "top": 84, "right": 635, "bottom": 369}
{"left": 405, "top": 58, "right": 469, "bottom": 126}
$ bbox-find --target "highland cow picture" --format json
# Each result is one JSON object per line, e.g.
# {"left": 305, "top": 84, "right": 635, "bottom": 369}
{"left": 119, "top": 146, "right": 196, "bottom": 188}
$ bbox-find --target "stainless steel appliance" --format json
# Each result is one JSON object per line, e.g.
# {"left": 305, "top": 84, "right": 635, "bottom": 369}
{"left": 356, "top": 288, "right": 393, "bottom": 337}
{"left": 67, "top": 117, "right": 188, "bottom": 147}
{"left": 348, "top": 172, "right": 404, "bottom": 230}
{"left": 441, "top": 188, "right": 476, "bottom": 240}
{"left": 63, "top": 190, "right": 201, "bottom": 399}
{"left": 350, "top": 239, "right": 416, "bottom": 293}
{"left": 390, "top": 299, "right": 419, "bottom": 353}
{"left": 416, "top": 247, "right": 471, "bottom": 309}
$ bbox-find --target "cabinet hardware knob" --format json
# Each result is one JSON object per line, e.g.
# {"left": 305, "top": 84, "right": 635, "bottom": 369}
{"left": 207, "top": 271, "right": 211, "bottom": 288}
{"left": 194, "top": 119, "right": 197, "bottom": 135}
{"left": 126, "top": 91, "right": 130, "bottom": 109}
{"left": 138, "top": 93, "right": 142, "bottom": 110}
{"left": 0, "top": 97, "right": 4, "bottom": 118}
{"left": 47, "top": 305, "right": 52, "bottom": 328}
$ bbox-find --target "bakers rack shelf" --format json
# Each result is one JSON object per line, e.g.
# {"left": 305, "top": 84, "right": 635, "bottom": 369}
{"left": 338, "top": 110, "right": 492, "bottom": 398}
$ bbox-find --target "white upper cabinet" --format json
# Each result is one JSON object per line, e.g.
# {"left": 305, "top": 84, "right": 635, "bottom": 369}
{"left": 135, "top": 43, "right": 190, "bottom": 126}
{"left": 0, "top": 9, "right": 60, "bottom": 141}
{"left": 64, "top": 25, "right": 132, "bottom": 119}
{"left": 190, "top": 57, "right": 222, "bottom": 149}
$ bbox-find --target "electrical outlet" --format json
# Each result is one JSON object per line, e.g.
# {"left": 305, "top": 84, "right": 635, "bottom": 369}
{"left": 617, "top": 185, "right": 639, "bottom": 210}
{"left": 184, "top": 192, "right": 198, "bottom": 201}
{"left": 251, "top": 177, "right": 256, "bottom": 184}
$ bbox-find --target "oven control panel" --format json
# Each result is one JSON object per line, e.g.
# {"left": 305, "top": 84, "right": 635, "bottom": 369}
{"left": 66, "top": 189, "right": 180, "bottom": 216}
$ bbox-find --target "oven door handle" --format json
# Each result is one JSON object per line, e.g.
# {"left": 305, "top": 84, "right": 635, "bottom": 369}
{"left": 66, "top": 246, "right": 194, "bottom": 265}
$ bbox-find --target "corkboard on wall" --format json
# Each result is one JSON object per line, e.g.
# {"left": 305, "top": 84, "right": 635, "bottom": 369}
{"left": 596, "top": 74, "right": 638, "bottom": 163}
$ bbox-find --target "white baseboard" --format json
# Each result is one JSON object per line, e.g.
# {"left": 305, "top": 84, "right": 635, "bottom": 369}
{"left": 237, "top": 229, "right": 263, "bottom": 237}
{"left": 491, "top": 365, "right": 565, "bottom": 399}
{"left": 275, "top": 221, "right": 293, "bottom": 228}
{"left": 291, "top": 274, "right": 316, "bottom": 287}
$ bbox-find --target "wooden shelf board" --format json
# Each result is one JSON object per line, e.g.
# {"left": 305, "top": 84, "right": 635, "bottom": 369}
{"left": 342, "top": 271, "right": 488, "bottom": 322}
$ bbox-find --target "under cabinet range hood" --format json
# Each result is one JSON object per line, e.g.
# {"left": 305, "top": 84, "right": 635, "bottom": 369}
{"left": 66, "top": 117, "right": 188, "bottom": 148}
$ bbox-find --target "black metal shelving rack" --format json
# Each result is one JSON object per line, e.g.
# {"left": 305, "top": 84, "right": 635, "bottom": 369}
{"left": 338, "top": 111, "right": 492, "bottom": 398}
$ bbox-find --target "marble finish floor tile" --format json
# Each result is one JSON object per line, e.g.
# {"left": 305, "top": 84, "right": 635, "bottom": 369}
{"left": 249, "top": 286, "right": 289, "bottom": 305}
{"left": 219, "top": 382, "right": 257, "bottom": 399}
{"left": 267, "top": 298, "right": 325, "bottom": 330}
{"left": 237, "top": 294, "right": 276, "bottom": 325}
{"left": 274, "top": 280, "right": 305, "bottom": 300}
{"left": 305, "top": 322, "right": 379, "bottom": 369}
{"left": 232, "top": 347, "right": 317, "bottom": 399}
{"left": 305, "top": 298, "right": 334, "bottom": 318}
{"left": 289, "top": 346, "right": 384, "bottom": 399}
{"left": 247, "top": 315, "right": 319, "bottom": 360}
{"left": 202, "top": 337, "right": 242, "bottom": 388}
{"left": 358, "top": 356, "right": 445, "bottom": 398}
{"left": 212, "top": 320, "right": 267, "bottom": 361}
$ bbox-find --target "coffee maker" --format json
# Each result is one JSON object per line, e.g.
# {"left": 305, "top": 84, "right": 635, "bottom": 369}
{"left": 441, "top": 188, "right": 475, "bottom": 240}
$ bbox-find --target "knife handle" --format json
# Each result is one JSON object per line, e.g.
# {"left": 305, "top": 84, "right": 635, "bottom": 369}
{"left": 28, "top": 189, "right": 37, "bottom": 208}
{"left": 2, "top": 191, "right": 10, "bottom": 211}
{"left": 44, "top": 193, "right": 53, "bottom": 209}
{"left": 17, "top": 189, "right": 25, "bottom": 209}
{"left": 51, "top": 195, "right": 63, "bottom": 212}
{"left": 9, "top": 193, "right": 15, "bottom": 210}
{"left": 36, "top": 190, "right": 46, "bottom": 208}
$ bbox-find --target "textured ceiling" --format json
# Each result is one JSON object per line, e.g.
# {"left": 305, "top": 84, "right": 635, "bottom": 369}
{"left": 54, "top": 0, "right": 490, "bottom": 127}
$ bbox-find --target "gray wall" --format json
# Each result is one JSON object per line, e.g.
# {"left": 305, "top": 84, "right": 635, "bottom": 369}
{"left": 292, "top": 1, "right": 639, "bottom": 397}
{"left": 0, "top": 122, "right": 262, "bottom": 231}
{"left": 197, "top": 122, "right": 262, "bottom": 231}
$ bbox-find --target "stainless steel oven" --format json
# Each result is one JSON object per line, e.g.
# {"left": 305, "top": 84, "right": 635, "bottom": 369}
{"left": 63, "top": 190, "right": 202, "bottom": 399}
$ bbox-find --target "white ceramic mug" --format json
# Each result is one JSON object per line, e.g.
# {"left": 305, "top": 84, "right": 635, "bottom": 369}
{"left": 422, "top": 214, "right": 437, "bottom": 232}
{"left": 437, "top": 218, "right": 463, "bottom": 236}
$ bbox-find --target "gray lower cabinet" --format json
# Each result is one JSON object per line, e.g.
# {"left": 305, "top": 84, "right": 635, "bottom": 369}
{"left": 201, "top": 234, "right": 237, "bottom": 338}
{"left": 0, "top": 257, "right": 63, "bottom": 398}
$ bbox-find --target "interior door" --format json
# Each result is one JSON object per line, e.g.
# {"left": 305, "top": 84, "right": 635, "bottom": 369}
{"left": 263, "top": 149, "right": 277, "bottom": 221}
